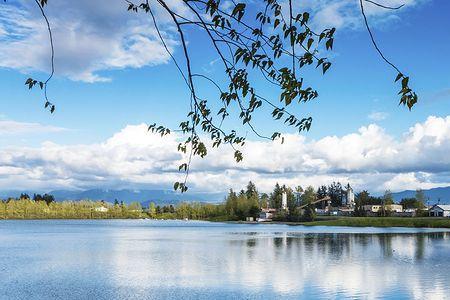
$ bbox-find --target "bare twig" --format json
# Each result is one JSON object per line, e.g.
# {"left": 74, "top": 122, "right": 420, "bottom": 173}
{"left": 34, "top": 0, "right": 55, "bottom": 112}
{"left": 364, "top": 0, "right": 405, "bottom": 10}
{"left": 359, "top": 0, "right": 402, "bottom": 74}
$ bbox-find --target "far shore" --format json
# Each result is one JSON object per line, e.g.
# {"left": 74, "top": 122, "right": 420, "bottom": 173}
{"left": 2, "top": 216, "right": 450, "bottom": 229}
{"left": 223, "top": 216, "right": 450, "bottom": 229}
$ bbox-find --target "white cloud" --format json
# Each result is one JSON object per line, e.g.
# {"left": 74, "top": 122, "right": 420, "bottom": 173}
{"left": 0, "top": 23, "right": 6, "bottom": 36}
{"left": 0, "top": 120, "right": 66, "bottom": 135}
{"left": 0, "top": 1, "right": 182, "bottom": 82}
{"left": 1, "top": 116, "right": 450, "bottom": 193}
{"left": 290, "top": 0, "right": 427, "bottom": 30}
{"left": 0, "top": 0, "right": 428, "bottom": 83}
{"left": 382, "top": 172, "right": 445, "bottom": 192}
{"left": 368, "top": 111, "right": 389, "bottom": 121}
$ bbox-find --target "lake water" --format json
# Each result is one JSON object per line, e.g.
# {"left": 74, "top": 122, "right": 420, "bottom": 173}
{"left": 0, "top": 220, "right": 449, "bottom": 299}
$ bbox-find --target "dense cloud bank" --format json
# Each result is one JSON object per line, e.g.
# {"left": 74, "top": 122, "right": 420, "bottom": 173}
{"left": 1, "top": 116, "right": 450, "bottom": 193}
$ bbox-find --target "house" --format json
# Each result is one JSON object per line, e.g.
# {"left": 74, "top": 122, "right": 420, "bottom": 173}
{"left": 386, "top": 204, "right": 403, "bottom": 213}
{"left": 363, "top": 204, "right": 403, "bottom": 214}
{"left": 429, "top": 204, "right": 450, "bottom": 217}
{"left": 315, "top": 208, "right": 328, "bottom": 216}
{"left": 363, "top": 205, "right": 382, "bottom": 213}
{"left": 338, "top": 207, "right": 354, "bottom": 216}
{"left": 400, "top": 208, "right": 418, "bottom": 217}
{"left": 258, "top": 208, "right": 276, "bottom": 222}
{"left": 94, "top": 206, "right": 108, "bottom": 213}
{"left": 325, "top": 206, "right": 354, "bottom": 216}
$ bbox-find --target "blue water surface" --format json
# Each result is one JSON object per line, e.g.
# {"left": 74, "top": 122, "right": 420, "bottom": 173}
{"left": 0, "top": 220, "right": 449, "bottom": 299}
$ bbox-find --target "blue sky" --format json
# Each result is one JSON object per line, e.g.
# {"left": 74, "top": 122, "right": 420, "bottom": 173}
{"left": 0, "top": 0, "right": 449, "bottom": 194}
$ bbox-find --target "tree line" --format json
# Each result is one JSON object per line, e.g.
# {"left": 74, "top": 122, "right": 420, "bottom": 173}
{"left": 145, "top": 183, "right": 430, "bottom": 221}
{"left": 0, "top": 196, "right": 144, "bottom": 219}
{"left": 1, "top": 184, "right": 429, "bottom": 221}
{"left": 149, "top": 182, "right": 330, "bottom": 222}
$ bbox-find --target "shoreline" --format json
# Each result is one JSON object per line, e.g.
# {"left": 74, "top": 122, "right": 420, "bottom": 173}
{"left": 223, "top": 216, "right": 450, "bottom": 228}
{"left": 1, "top": 216, "right": 450, "bottom": 229}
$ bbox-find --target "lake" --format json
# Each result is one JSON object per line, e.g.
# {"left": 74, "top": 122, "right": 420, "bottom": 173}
{"left": 0, "top": 220, "right": 449, "bottom": 299}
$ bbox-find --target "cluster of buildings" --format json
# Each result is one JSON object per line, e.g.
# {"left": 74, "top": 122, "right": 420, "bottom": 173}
{"left": 257, "top": 192, "right": 287, "bottom": 222}
{"left": 257, "top": 184, "right": 450, "bottom": 221}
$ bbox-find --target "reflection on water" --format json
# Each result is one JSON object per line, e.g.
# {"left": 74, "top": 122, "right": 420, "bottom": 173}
{"left": 0, "top": 220, "right": 449, "bottom": 299}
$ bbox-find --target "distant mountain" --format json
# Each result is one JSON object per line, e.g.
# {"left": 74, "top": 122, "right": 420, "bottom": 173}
{"left": 4, "top": 185, "right": 448, "bottom": 206}
{"left": 391, "top": 186, "right": 450, "bottom": 204}
{"left": 0, "top": 189, "right": 225, "bottom": 206}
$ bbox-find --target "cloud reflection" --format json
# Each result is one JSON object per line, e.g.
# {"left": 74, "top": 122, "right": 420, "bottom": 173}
{"left": 106, "top": 226, "right": 450, "bottom": 299}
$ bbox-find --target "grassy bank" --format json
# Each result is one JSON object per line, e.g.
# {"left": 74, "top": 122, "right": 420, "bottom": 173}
{"left": 297, "top": 217, "right": 450, "bottom": 228}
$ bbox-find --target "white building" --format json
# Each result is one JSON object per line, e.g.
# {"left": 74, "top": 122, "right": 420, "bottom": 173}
{"left": 94, "top": 206, "right": 108, "bottom": 213}
{"left": 344, "top": 183, "right": 355, "bottom": 207}
{"left": 281, "top": 191, "right": 288, "bottom": 211}
{"left": 429, "top": 204, "right": 450, "bottom": 217}
{"left": 386, "top": 204, "right": 403, "bottom": 213}
{"left": 363, "top": 204, "right": 403, "bottom": 213}
{"left": 258, "top": 208, "right": 276, "bottom": 222}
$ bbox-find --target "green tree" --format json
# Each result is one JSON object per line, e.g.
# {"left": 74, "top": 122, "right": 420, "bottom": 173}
{"left": 354, "top": 190, "right": 371, "bottom": 216}
{"left": 317, "top": 185, "right": 327, "bottom": 199}
{"left": 316, "top": 185, "right": 328, "bottom": 208}
{"left": 301, "top": 186, "right": 317, "bottom": 205}
{"left": 283, "top": 186, "right": 295, "bottom": 213}
{"left": 328, "top": 182, "right": 344, "bottom": 207}
{"left": 270, "top": 183, "right": 283, "bottom": 210}
{"left": 245, "top": 181, "right": 258, "bottom": 200}
{"left": 20, "top": 193, "right": 30, "bottom": 200}
{"left": 400, "top": 197, "right": 425, "bottom": 209}
{"left": 259, "top": 193, "right": 269, "bottom": 209}
{"left": 296, "top": 186, "right": 316, "bottom": 222}
{"left": 129, "top": 201, "right": 142, "bottom": 210}
{"left": 0, "top": 200, "right": 6, "bottom": 219}
{"left": 225, "top": 189, "right": 238, "bottom": 219}
{"left": 355, "top": 190, "right": 371, "bottom": 205}
{"left": 302, "top": 206, "right": 316, "bottom": 222}
{"left": 148, "top": 202, "right": 156, "bottom": 218}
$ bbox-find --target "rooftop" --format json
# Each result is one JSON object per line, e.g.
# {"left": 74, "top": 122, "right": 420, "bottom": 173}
{"left": 432, "top": 204, "right": 450, "bottom": 211}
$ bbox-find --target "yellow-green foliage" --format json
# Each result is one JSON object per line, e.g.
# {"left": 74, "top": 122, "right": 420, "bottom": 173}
{"left": 0, "top": 198, "right": 144, "bottom": 219}
{"left": 151, "top": 202, "right": 226, "bottom": 220}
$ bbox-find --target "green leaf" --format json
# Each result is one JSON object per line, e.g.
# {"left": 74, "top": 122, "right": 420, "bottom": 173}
{"left": 234, "top": 150, "right": 243, "bottom": 162}
{"left": 307, "top": 38, "right": 314, "bottom": 50}
{"left": 303, "top": 12, "right": 310, "bottom": 24}
{"left": 326, "top": 38, "right": 333, "bottom": 50}
{"left": 401, "top": 76, "right": 409, "bottom": 89}
{"left": 322, "top": 62, "right": 331, "bottom": 74}
{"left": 274, "top": 18, "right": 280, "bottom": 28}
{"left": 231, "top": 3, "right": 246, "bottom": 22}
